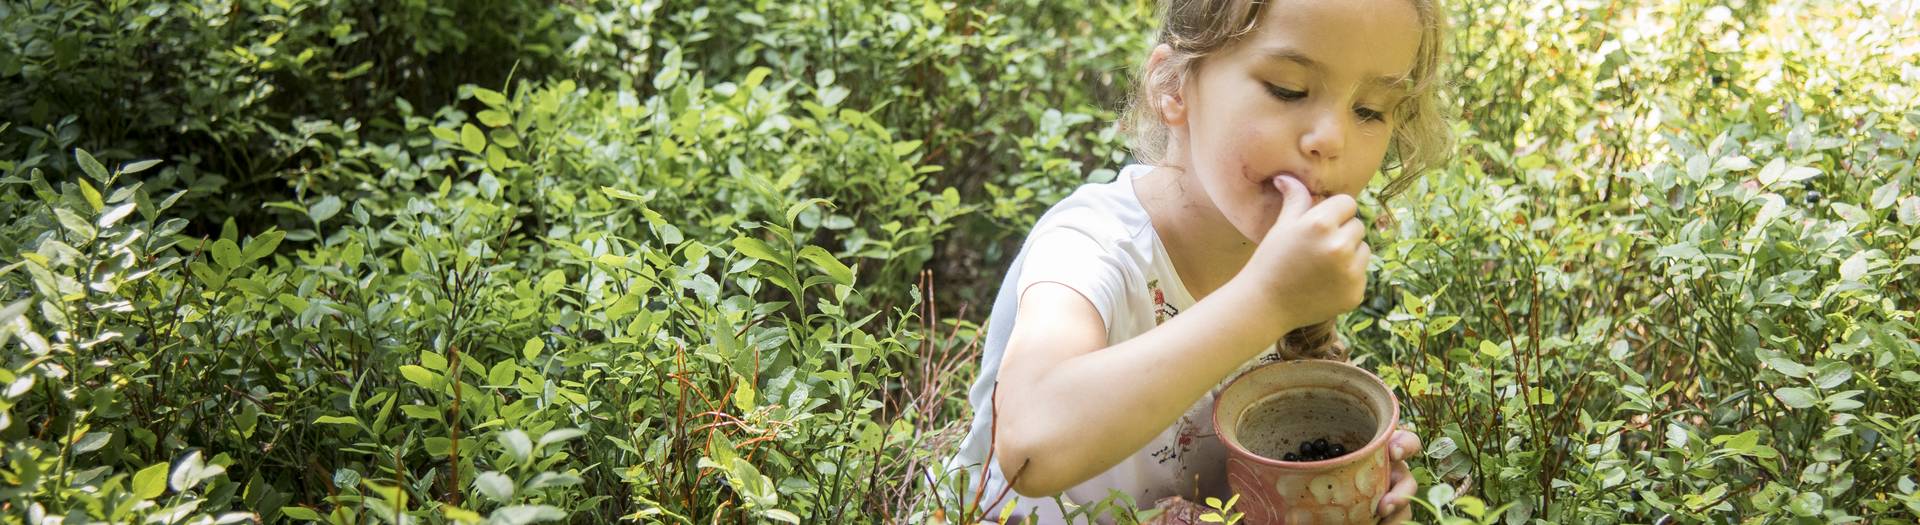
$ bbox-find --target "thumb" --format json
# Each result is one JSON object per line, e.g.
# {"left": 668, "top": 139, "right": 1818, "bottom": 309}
{"left": 1272, "top": 175, "right": 1311, "bottom": 219}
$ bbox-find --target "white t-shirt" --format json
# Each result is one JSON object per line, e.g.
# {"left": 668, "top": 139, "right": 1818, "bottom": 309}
{"left": 944, "top": 164, "right": 1281, "bottom": 523}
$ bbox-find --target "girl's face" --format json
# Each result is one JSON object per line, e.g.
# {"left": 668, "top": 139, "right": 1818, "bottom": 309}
{"left": 1170, "top": 0, "right": 1422, "bottom": 242}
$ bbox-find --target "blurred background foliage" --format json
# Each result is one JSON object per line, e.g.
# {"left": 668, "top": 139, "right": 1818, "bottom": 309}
{"left": 0, "top": 0, "right": 1916, "bottom": 523}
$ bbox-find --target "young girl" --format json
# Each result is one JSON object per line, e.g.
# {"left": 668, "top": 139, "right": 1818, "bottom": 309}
{"left": 945, "top": 0, "right": 1451, "bottom": 522}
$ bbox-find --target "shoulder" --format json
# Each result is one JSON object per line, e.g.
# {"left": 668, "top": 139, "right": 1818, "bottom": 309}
{"left": 1026, "top": 165, "right": 1155, "bottom": 247}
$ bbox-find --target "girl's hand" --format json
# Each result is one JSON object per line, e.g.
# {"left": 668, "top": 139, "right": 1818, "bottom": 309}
{"left": 1234, "top": 175, "right": 1370, "bottom": 338}
{"left": 1375, "top": 430, "right": 1423, "bottom": 524}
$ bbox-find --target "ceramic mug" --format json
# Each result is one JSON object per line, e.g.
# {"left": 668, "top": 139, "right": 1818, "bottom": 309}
{"left": 1212, "top": 360, "right": 1400, "bottom": 525}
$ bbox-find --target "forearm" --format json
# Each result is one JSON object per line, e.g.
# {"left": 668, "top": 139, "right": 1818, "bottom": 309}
{"left": 996, "top": 281, "right": 1301, "bottom": 495}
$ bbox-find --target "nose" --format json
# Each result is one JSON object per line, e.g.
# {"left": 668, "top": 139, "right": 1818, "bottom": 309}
{"left": 1299, "top": 109, "right": 1347, "bottom": 161}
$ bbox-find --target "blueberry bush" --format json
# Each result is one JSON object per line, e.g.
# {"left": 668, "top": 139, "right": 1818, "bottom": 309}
{"left": 1, "top": 0, "right": 1915, "bottom": 524}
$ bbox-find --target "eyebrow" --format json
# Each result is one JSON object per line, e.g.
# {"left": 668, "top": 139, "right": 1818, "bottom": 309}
{"left": 1258, "top": 47, "right": 1413, "bottom": 92}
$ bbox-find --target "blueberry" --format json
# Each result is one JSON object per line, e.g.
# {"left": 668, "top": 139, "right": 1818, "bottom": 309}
{"left": 1805, "top": 191, "right": 1823, "bottom": 206}
{"left": 1313, "top": 438, "right": 1329, "bottom": 454}
{"left": 1330, "top": 443, "right": 1347, "bottom": 457}
{"left": 1284, "top": 452, "right": 1299, "bottom": 461}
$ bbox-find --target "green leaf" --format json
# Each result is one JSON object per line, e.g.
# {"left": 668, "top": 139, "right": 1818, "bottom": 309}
{"left": 1454, "top": 495, "right": 1487, "bottom": 518}
{"left": 1478, "top": 339, "right": 1508, "bottom": 358}
{"left": 1812, "top": 362, "right": 1853, "bottom": 389}
{"left": 121, "top": 159, "right": 163, "bottom": 175}
{"left": 605, "top": 293, "right": 641, "bottom": 320}
{"left": 76, "top": 178, "right": 104, "bottom": 212}
{"left": 399, "top": 365, "right": 437, "bottom": 388}
{"left": 97, "top": 202, "right": 136, "bottom": 229}
{"left": 309, "top": 195, "right": 343, "bottom": 223}
{"left": 73, "top": 430, "right": 110, "bottom": 454}
{"left": 460, "top": 123, "right": 487, "bottom": 154}
{"left": 1427, "top": 483, "right": 1456, "bottom": 507}
{"left": 784, "top": 198, "right": 830, "bottom": 226}
{"left": 539, "top": 269, "right": 566, "bottom": 294}
{"left": 212, "top": 239, "right": 242, "bottom": 269}
{"left": 1763, "top": 355, "right": 1811, "bottom": 378}
{"left": 430, "top": 125, "right": 460, "bottom": 143}
{"left": 537, "top": 428, "right": 588, "bottom": 449}
{"left": 168, "top": 450, "right": 225, "bottom": 491}
{"left": 473, "top": 471, "right": 514, "bottom": 503}
{"left": 313, "top": 415, "right": 361, "bottom": 426}
{"left": 244, "top": 230, "right": 284, "bottom": 261}
{"left": 478, "top": 109, "right": 513, "bottom": 128}
{"left": 653, "top": 47, "right": 682, "bottom": 90}
{"left": 54, "top": 208, "right": 96, "bottom": 239}
{"left": 734, "top": 382, "right": 756, "bottom": 411}
{"left": 399, "top": 405, "right": 442, "bottom": 420}
{"left": 1665, "top": 423, "right": 1690, "bottom": 449}
{"left": 1838, "top": 252, "right": 1868, "bottom": 282}
{"left": 486, "top": 143, "right": 516, "bottom": 171}
{"left": 276, "top": 294, "right": 309, "bottom": 314}
{"left": 1774, "top": 387, "right": 1818, "bottom": 409}
{"left": 473, "top": 87, "right": 508, "bottom": 107}
{"left": 76, "top": 149, "right": 109, "bottom": 182}
{"left": 1898, "top": 196, "right": 1920, "bottom": 225}
{"left": 1870, "top": 180, "right": 1901, "bottom": 209}
{"left": 280, "top": 507, "right": 323, "bottom": 521}
{"left": 798, "top": 246, "right": 853, "bottom": 286}
{"left": 1787, "top": 491, "right": 1823, "bottom": 517}
{"left": 742, "top": 67, "right": 773, "bottom": 90}
{"left": 891, "top": 140, "right": 923, "bottom": 157}
{"left": 489, "top": 505, "right": 566, "bottom": 525}
{"left": 191, "top": 261, "right": 227, "bottom": 290}
{"left": 499, "top": 430, "right": 533, "bottom": 463}
{"left": 491, "top": 128, "right": 521, "bottom": 148}
{"left": 732, "top": 237, "right": 782, "bottom": 263}
{"left": 133, "top": 462, "right": 169, "bottom": 500}
{"left": 523, "top": 338, "right": 544, "bottom": 360}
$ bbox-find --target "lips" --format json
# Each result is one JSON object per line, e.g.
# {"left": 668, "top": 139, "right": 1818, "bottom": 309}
{"left": 1261, "top": 172, "right": 1330, "bottom": 202}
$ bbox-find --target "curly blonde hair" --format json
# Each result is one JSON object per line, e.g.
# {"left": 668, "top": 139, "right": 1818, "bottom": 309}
{"left": 1122, "top": 0, "right": 1455, "bottom": 359}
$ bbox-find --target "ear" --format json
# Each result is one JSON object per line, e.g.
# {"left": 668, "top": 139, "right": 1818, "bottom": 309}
{"left": 1145, "top": 44, "right": 1189, "bottom": 127}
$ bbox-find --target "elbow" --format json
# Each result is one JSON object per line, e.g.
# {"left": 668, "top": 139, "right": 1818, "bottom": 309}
{"left": 993, "top": 431, "right": 1074, "bottom": 498}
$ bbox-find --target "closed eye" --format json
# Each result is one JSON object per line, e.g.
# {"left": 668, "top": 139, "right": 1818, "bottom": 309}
{"left": 1265, "top": 83, "right": 1306, "bottom": 101}
{"left": 1355, "top": 106, "right": 1386, "bottom": 122}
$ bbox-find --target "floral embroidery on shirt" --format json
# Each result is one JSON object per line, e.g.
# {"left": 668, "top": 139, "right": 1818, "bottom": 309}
{"left": 1150, "top": 416, "right": 1200, "bottom": 464}
{"left": 1148, "top": 279, "right": 1181, "bottom": 324}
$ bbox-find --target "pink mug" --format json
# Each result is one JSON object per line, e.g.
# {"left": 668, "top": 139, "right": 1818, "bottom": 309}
{"left": 1212, "top": 360, "right": 1401, "bottom": 524}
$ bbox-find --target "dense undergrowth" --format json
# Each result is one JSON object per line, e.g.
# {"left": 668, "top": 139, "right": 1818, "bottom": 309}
{"left": 1, "top": 0, "right": 1916, "bottom": 523}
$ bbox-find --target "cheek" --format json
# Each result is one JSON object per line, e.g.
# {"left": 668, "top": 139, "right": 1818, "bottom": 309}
{"left": 1344, "top": 130, "right": 1395, "bottom": 179}
{"left": 1202, "top": 120, "right": 1288, "bottom": 172}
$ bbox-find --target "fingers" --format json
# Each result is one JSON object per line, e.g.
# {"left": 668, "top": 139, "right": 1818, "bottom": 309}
{"left": 1377, "top": 458, "right": 1417, "bottom": 518}
{"left": 1272, "top": 176, "right": 1315, "bottom": 220}
{"left": 1307, "top": 194, "right": 1359, "bottom": 227}
{"left": 1391, "top": 430, "right": 1423, "bottom": 460}
{"left": 1375, "top": 430, "right": 1424, "bottom": 521}
{"left": 1336, "top": 217, "right": 1366, "bottom": 247}
{"left": 1350, "top": 241, "right": 1372, "bottom": 284}
{"left": 1377, "top": 500, "right": 1413, "bottom": 525}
